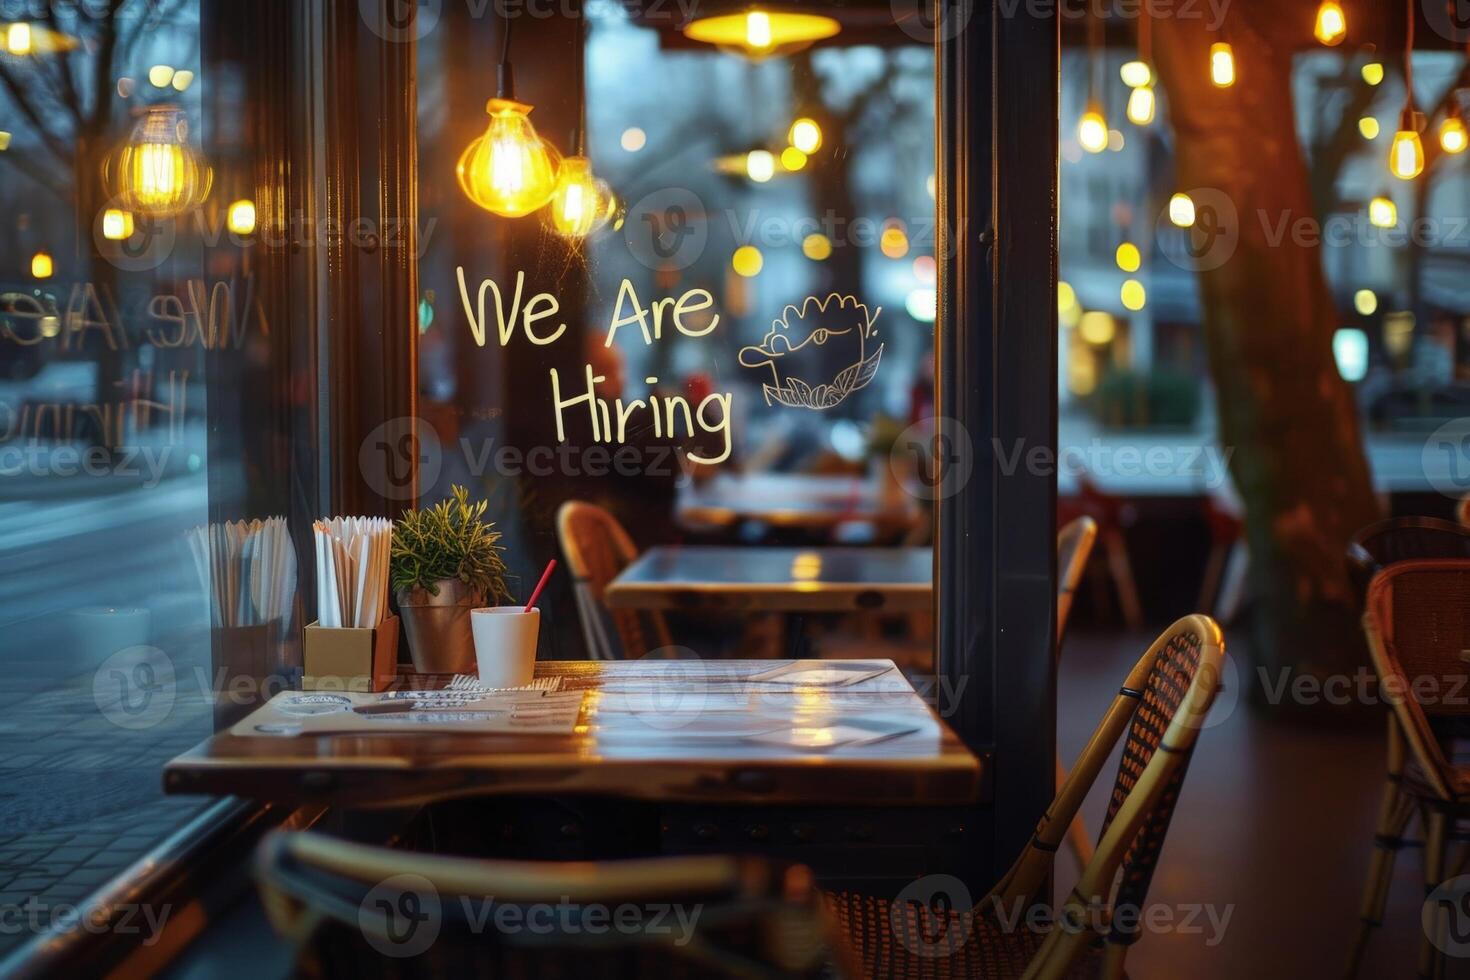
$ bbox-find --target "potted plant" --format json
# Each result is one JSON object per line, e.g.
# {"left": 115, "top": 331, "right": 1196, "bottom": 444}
{"left": 391, "top": 484, "right": 511, "bottom": 672}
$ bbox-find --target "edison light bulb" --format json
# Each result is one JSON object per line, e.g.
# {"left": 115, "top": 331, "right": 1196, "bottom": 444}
{"left": 1168, "top": 192, "right": 1196, "bottom": 227}
{"left": 1389, "top": 128, "right": 1424, "bottom": 180}
{"left": 1127, "top": 85, "right": 1156, "bottom": 126}
{"left": 1368, "top": 195, "right": 1397, "bottom": 228}
{"left": 458, "top": 99, "right": 560, "bottom": 217}
{"left": 789, "top": 118, "right": 821, "bottom": 154}
{"left": 1210, "top": 43, "right": 1236, "bottom": 88}
{"left": 1119, "top": 61, "right": 1151, "bottom": 88}
{"left": 548, "top": 156, "right": 614, "bottom": 239}
{"left": 1441, "top": 116, "right": 1468, "bottom": 154}
{"left": 103, "top": 104, "right": 212, "bottom": 217}
{"left": 1078, "top": 103, "right": 1108, "bottom": 154}
{"left": 1314, "top": 1, "right": 1346, "bottom": 46}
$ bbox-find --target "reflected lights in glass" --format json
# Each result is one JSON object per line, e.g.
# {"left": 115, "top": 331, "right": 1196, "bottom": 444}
{"left": 1368, "top": 194, "right": 1397, "bottom": 228}
{"left": 1115, "top": 242, "right": 1141, "bottom": 272}
{"left": 880, "top": 223, "right": 909, "bottom": 258}
{"left": 1358, "top": 117, "right": 1379, "bottom": 140}
{"left": 227, "top": 199, "right": 257, "bottom": 236}
{"left": 101, "top": 208, "right": 134, "bottom": 241}
{"left": 1168, "top": 192, "right": 1195, "bottom": 227}
{"left": 789, "top": 118, "right": 822, "bottom": 154}
{"left": 746, "top": 149, "right": 775, "bottom": 183}
{"left": 620, "top": 127, "right": 646, "bottom": 152}
{"left": 30, "top": 250, "right": 52, "bottom": 279}
{"left": 1353, "top": 288, "right": 1377, "bottom": 316}
{"left": 1078, "top": 310, "right": 1116, "bottom": 345}
{"left": 732, "top": 245, "right": 763, "bottom": 277}
{"left": 1120, "top": 279, "right": 1146, "bottom": 311}
{"left": 801, "top": 233, "right": 832, "bottom": 261}
{"left": 1210, "top": 42, "right": 1236, "bottom": 88}
{"left": 1332, "top": 328, "right": 1368, "bottom": 381}
{"left": 148, "top": 64, "right": 174, "bottom": 88}
{"left": 780, "top": 146, "right": 807, "bottom": 171}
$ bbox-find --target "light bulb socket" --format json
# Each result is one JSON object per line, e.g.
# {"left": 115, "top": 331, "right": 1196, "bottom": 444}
{"left": 497, "top": 61, "right": 515, "bottom": 100}
{"left": 1400, "top": 105, "right": 1423, "bottom": 132}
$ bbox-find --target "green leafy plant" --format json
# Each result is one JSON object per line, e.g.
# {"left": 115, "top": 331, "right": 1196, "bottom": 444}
{"left": 391, "top": 484, "right": 510, "bottom": 602}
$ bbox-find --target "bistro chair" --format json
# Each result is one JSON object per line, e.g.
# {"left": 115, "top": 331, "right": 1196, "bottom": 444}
{"left": 1350, "top": 560, "right": 1470, "bottom": 979}
{"left": 255, "top": 830, "right": 841, "bottom": 978}
{"left": 827, "top": 614, "right": 1225, "bottom": 979}
{"left": 1057, "top": 481, "right": 1143, "bottom": 630}
{"left": 556, "top": 500, "right": 673, "bottom": 660}
{"left": 1055, "top": 516, "right": 1098, "bottom": 872}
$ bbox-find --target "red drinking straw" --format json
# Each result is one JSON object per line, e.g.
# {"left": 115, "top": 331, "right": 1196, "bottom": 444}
{"left": 523, "top": 559, "right": 557, "bottom": 613}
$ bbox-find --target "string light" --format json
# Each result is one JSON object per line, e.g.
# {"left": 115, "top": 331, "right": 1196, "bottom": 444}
{"left": 1115, "top": 242, "right": 1141, "bottom": 272}
{"left": 1314, "top": 1, "right": 1346, "bottom": 46}
{"left": 789, "top": 118, "right": 822, "bottom": 154}
{"left": 1119, "top": 61, "right": 1151, "bottom": 88}
{"left": 1210, "top": 42, "right": 1236, "bottom": 88}
{"left": 1389, "top": 0, "right": 1422, "bottom": 180}
{"left": 227, "top": 198, "right": 257, "bottom": 236}
{"left": 732, "top": 245, "right": 763, "bottom": 277}
{"left": 1368, "top": 194, "right": 1398, "bottom": 228}
{"left": 780, "top": 146, "right": 807, "bottom": 171}
{"left": 1358, "top": 117, "right": 1380, "bottom": 140}
{"left": 1354, "top": 289, "right": 1378, "bottom": 316}
{"left": 4, "top": 22, "right": 30, "bottom": 55}
{"left": 1127, "top": 85, "right": 1156, "bottom": 126}
{"left": 1120, "top": 279, "right": 1146, "bottom": 311}
{"left": 1124, "top": 11, "right": 1155, "bottom": 128}
{"left": 101, "top": 208, "right": 133, "bottom": 240}
{"left": 1362, "top": 62, "right": 1384, "bottom": 86}
{"left": 746, "top": 149, "right": 775, "bottom": 183}
{"left": 1168, "top": 192, "right": 1196, "bottom": 227}
{"left": 802, "top": 233, "right": 832, "bottom": 261}
{"left": 30, "top": 251, "right": 51, "bottom": 279}
{"left": 1441, "top": 103, "right": 1467, "bottom": 154}
{"left": 1078, "top": 101, "right": 1108, "bottom": 154}
{"left": 549, "top": 157, "right": 614, "bottom": 238}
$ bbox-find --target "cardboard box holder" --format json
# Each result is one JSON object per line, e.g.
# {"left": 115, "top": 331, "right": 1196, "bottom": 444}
{"left": 302, "top": 614, "right": 400, "bottom": 692}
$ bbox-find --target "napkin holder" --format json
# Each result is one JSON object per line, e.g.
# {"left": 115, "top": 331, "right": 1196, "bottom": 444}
{"left": 303, "top": 615, "right": 400, "bottom": 692}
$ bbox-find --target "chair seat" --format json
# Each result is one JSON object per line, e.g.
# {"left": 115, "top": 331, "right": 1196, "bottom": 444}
{"left": 825, "top": 891, "right": 1105, "bottom": 980}
{"left": 1403, "top": 756, "right": 1470, "bottom": 804}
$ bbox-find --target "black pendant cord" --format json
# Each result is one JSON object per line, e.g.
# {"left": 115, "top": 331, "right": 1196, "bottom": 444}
{"left": 497, "top": 7, "right": 515, "bottom": 100}
{"left": 573, "top": 5, "right": 587, "bottom": 157}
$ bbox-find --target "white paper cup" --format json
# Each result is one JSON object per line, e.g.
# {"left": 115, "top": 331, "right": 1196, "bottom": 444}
{"left": 471, "top": 607, "right": 539, "bottom": 688}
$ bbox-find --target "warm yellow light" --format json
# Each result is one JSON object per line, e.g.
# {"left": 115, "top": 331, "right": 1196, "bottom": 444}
{"left": 1126, "top": 85, "right": 1155, "bottom": 126}
{"left": 620, "top": 127, "right": 646, "bottom": 152}
{"left": 1441, "top": 116, "right": 1468, "bottom": 154}
{"left": 1384, "top": 311, "right": 1415, "bottom": 356}
{"left": 789, "top": 118, "right": 822, "bottom": 154}
{"left": 1368, "top": 195, "right": 1397, "bottom": 228}
{"left": 30, "top": 251, "right": 51, "bottom": 279}
{"left": 227, "top": 199, "right": 257, "bottom": 236}
{"left": 548, "top": 156, "right": 614, "bottom": 239}
{"left": 746, "top": 149, "right": 775, "bottom": 183}
{"left": 103, "top": 104, "right": 213, "bottom": 217}
{"left": 171, "top": 70, "right": 195, "bottom": 92}
{"left": 1115, "top": 242, "right": 1141, "bottom": 272}
{"left": 5, "top": 22, "right": 31, "bottom": 56}
{"left": 1168, "top": 192, "right": 1196, "bottom": 227}
{"left": 1314, "top": 1, "right": 1346, "bottom": 46}
{"left": 148, "top": 64, "right": 174, "bottom": 88}
{"left": 1120, "top": 60, "right": 1152, "bottom": 88}
{"left": 802, "top": 233, "right": 832, "bottom": 261}
{"left": 457, "top": 98, "right": 560, "bottom": 217}
{"left": 1354, "top": 289, "right": 1378, "bottom": 316}
{"left": 683, "top": 9, "right": 840, "bottom": 59}
{"left": 1389, "top": 128, "right": 1424, "bottom": 180}
{"left": 1120, "top": 279, "right": 1147, "bottom": 311}
{"left": 1067, "top": 347, "right": 1097, "bottom": 395}
{"left": 101, "top": 208, "right": 133, "bottom": 241}
{"left": 1210, "top": 42, "right": 1236, "bottom": 88}
{"left": 1058, "top": 280, "right": 1077, "bottom": 313}
{"left": 1078, "top": 310, "right": 1116, "bottom": 345}
{"left": 780, "top": 146, "right": 807, "bottom": 171}
{"left": 925, "top": 173, "right": 935, "bottom": 199}
{"left": 1078, "top": 103, "right": 1108, "bottom": 154}
{"left": 880, "top": 223, "right": 909, "bottom": 259}
{"left": 1358, "top": 117, "right": 1380, "bottom": 140}
{"left": 732, "top": 245, "right": 763, "bottom": 277}
{"left": 1362, "top": 62, "right": 1384, "bottom": 86}
{"left": 0, "top": 131, "right": 10, "bottom": 151}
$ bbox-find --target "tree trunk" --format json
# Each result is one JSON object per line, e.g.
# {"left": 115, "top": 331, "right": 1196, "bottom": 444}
{"left": 1153, "top": 14, "right": 1382, "bottom": 699}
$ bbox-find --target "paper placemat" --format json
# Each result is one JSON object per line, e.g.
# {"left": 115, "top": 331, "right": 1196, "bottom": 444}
{"left": 230, "top": 689, "right": 585, "bottom": 737}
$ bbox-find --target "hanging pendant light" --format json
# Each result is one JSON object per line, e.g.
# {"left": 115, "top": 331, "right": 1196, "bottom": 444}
{"left": 1126, "top": 85, "right": 1156, "bottom": 126}
{"left": 683, "top": 7, "right": 839, "bottom": 60}
{"left": 458, "top": 17, "right": 561, "bottom": 217}
{"left": 1314, "top": 1, "right": 1347, "bottom": 46}
{"left": 102, "top": 104, "right": 212, "bottom": 218}
{"left": 1389, "top": 0, "right": 1422, "bottom": 180}
{"left": 1368, "top": 193, "right": 1398, "bottom": 228}
{"left": 548, "top": 12, "right": 617, "bottom": 239}
{"left": 1210, "top": 42, "right": 1236, "bottom": 88}
{"left": 1440, "top": 103, "right": 1468, "bottom": 154}
{"left": 1078, "top": 101, "right": 1108, "bottom": 153}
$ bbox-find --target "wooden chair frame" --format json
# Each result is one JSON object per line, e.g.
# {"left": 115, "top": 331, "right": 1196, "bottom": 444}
{"left": 556, "top": 500, "right": 674, "bottom": 660}
{"left": 1054, "top": 516, "right": 1098, "bottom": 873}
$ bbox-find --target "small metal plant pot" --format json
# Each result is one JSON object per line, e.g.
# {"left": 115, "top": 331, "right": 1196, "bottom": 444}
{"left": 395, "top": 578, "right": 484, "bottom": 674}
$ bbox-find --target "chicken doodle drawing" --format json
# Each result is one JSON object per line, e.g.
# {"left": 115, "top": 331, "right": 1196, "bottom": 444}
{"left": 737, "top": 293, "right": 883, "bottom": 410}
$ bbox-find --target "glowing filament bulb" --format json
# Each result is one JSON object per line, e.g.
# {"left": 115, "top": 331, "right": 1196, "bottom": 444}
{"left": 1389, "top": 128, "right": 1424, "bottom": 180}
{"left": 1126, "top": 85, "right": 1156, "bottom": 126}
{"left": 457, "top": 98, "right": 560, "bottom": 217}
{"left": 1314, "top": 1, "right": 1346, "bottom": 46}
{"left": 104, "top": 104, "right": 212, "bottom": 217}
{"left": 1210, "top": 42, "right": 1236, "bottom": 88}
{"left": 1441, "top": 115, "right": 1467, "bottom": 154}
{"left": 745, "top": 11, "right": 772, "bottom": 49}
{"left": 1078, "top": 103, "right": 1108, "bottom": 154}
{"left": 549, "top": 156, "right": 614, "bottom": 239}
{"left": 1368, "top": 195, "right": 1397, "bottom": 228}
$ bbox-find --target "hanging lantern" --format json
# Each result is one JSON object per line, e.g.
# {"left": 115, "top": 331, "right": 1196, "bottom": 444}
{"left": 1314, "top": 1, "right": 1346, "bottom": 46}
{"left": 548, "top": 156, "right": 615, "bottom": 238}
{"left": 1440, "top": 107, "right": 1468, "bottom": 154}
{"left": 1389, "top": 108, "right": 1424, "bottom": 180}
{"left": 102, "top": 104, "right": 212, "bottom": 218}
{"left": 457, "top": 98, "right": 561, "bottom": 217}
{"left": 683, "top": 8, "right": 839, "bottom": 60}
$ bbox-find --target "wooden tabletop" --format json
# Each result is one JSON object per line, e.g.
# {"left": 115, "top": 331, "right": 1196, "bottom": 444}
{"left": 677, "top": 472, "right": 923, "bottom": 531}
{"left": 604, "top": 546, "right": 933, "bottom": 613}
{"left": 164, "top": 660, "right": 982, "bottom": 808}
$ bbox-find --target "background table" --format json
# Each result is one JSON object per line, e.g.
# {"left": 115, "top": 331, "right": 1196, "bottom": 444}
{"left": 165, "top": 659, "right": 979, "bottom": 808}
{"left": 677, "top": 472, "right": 923, "bottom": 533}
{"left": 604, "top": 546, "right": 933, "bottom": 613}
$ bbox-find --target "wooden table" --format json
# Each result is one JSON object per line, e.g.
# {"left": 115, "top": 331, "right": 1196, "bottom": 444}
{"left": 164, "top": 660, "right": 981, "bottom": 808}
{"left": 604, "top": 546, "right": 933, "bottom": 614}
{"left": 677, "top": 472, "right": 923, "bottom": 532}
